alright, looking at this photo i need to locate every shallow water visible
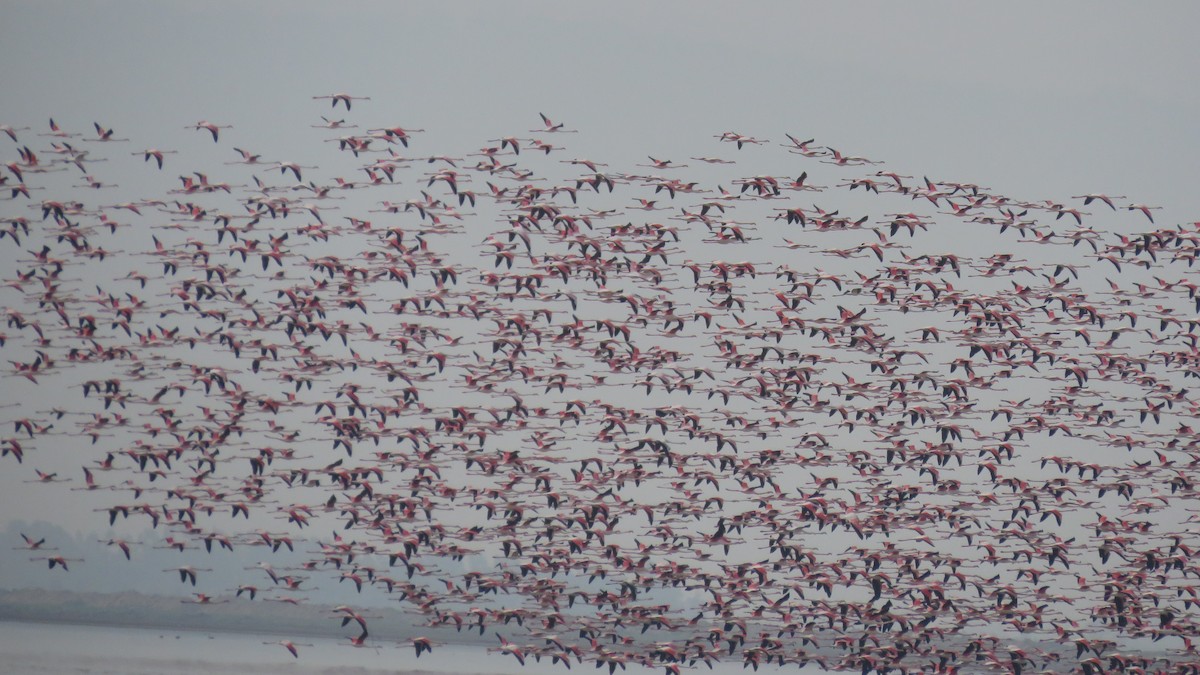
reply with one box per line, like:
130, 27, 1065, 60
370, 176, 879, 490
0, 620, 540, 675
0, 620, 814, 674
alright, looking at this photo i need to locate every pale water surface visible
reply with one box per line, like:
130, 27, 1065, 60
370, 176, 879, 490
0, 620, 811, 674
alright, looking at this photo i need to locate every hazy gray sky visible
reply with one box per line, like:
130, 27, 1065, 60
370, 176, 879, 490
0, 0, 1194, 545
2, 4, 1199, 668
0, 0, 1194, 547
3, 0, 1197, 216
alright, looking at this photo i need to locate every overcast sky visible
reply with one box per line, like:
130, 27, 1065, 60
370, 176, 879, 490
3, 1, 1197, 214
1, 0, 1195, 522
2, 0, 1199, 637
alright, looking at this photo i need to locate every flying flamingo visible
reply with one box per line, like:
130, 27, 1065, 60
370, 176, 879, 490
532, 112, 576, 133
313, 93, 371, 110
1125, 203, 1162, 223
16, 533, 51, 550
264, 640, 312, 658
33, 555, 80, 571
188, 120, 232, 142
0, 124, 29, 141
41, 118, 78, 138
103, 538, 135, 560
495, 634, 527, 666
312, 116, 357, 129
87, 123, 128, 142
165, 565, 211, 586
131, 148, 177, 169
412, 636, 435, 657
4, 98, 1200, 675
1073, 193, 1125, 210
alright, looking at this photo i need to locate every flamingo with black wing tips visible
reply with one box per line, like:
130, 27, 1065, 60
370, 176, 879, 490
33, 555, 80, 571
87, 123, 127, 142
268, 640, 312, 658
103, 538, 135, 560
368, 124, 424, 141
0, 124, 29, 141
487, 136, 524, 155
782, 134, 827, 157
715, 131, 766, 149
270, 161, 317, 182
41, 118, 79, 138
639, 157, 687, 169
132, 148, 177, 169
16, 533, 51, 550
1073, 193, 1125, 210
560, 157, 607, 172
188, 120, 232, 142
345, 629, 369, 647
412, 636, 435, 657
1125, 203, 1162, 223
165, 565, 211, 586
495, 633, 527, 666
313, 93, 371, 110
532, 112, 576, 133
313, 116, 357, 129
183, 593, 228, 604
820, 146, 881, 166
73, 466, 101, 490
228, 147, 266, 165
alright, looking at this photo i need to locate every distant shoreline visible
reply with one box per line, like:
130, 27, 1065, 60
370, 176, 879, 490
2, 613, 315, 641
0, 587, 495, 646
0, 618, 535, 675
2, 586, 1172, 666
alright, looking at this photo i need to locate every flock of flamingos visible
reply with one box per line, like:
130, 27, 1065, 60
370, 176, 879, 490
3, 94, 1200, 674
